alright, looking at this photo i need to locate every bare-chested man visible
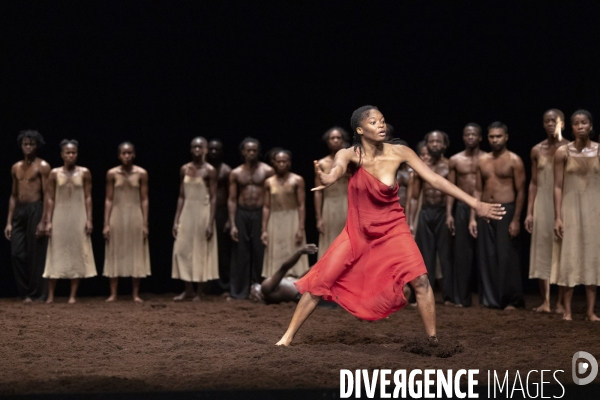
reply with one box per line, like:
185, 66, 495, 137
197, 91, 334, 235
526, 110, 568, 313
314, 127, 350, 259
206, 139, 232, 292
5, 130, 51, 303
228, 138, 274, 299
469, 122, 526, 310
446, 123, 483, 307
410, 131, 454, 303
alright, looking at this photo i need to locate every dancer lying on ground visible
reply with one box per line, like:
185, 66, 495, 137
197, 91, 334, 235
276, 106, 505, 346
250, 244, 318, 304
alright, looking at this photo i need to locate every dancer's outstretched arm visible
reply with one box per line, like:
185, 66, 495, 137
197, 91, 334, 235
398, 146, 505, 220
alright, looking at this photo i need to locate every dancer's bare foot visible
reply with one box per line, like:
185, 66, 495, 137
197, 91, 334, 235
555, 303, 565, 314
585, 314, 600, 322
444, 300, 455, 306
46, 298, 54, 304
275, 336, 292, 346
192, 295, 202, 302
562, 313, 572, 321
105, 295, 117, 302
532, 302, 550, 313
68, 297, 77, 304
454, 303, 464, 308
504, 305, 516, 311
23, 297, 33, 304
173, 291, 194, 301
133, 296, 144, 303
428, 335, 439, 347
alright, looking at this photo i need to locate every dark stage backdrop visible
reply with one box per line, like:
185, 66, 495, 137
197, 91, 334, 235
1, 1, 599, 297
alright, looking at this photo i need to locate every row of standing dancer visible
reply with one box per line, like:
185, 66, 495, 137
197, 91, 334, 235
6, 109, 599, 323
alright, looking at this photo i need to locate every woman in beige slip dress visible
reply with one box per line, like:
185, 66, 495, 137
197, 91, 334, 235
551, 110, 600, 321
525, 109, 568, 313
43, 140, 96, 304
314, 127, 351, 260
103, 143, 150, 303
172, 137, 219, 301
262, 150, 309, 278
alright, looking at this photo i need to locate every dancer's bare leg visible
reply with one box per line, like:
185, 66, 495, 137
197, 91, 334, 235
263, 244, 318, 297
409, 274, 437, 342
68, 279, 80, 304
585, 285, 599, 321
46, 279, 57, 303
555, 286, 565, 314
532, 279, 550, 312
106, 278, 118, 302
276, 292, 320, 346
132, 278, 143, 303
193, 282, 204, 302
562, 286, 573, 321
174, 282, 195, 301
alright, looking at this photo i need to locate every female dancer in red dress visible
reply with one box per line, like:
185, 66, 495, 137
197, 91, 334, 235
276, 106, 505, 346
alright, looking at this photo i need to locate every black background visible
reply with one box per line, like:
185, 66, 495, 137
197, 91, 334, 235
1, 1, 599, 298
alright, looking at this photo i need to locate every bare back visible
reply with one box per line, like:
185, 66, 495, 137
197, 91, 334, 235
232, 162, 274, 208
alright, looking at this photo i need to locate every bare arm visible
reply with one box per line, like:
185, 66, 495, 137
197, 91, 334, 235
261, 179, 271, 246
103, 171, 115, 240
445, 157, 456, 235
509, 155, 526, 237
313, 161, 324, 233
172, 166, 186, 239
140, 170, 149, 239
553, 146, 567, 239
206, 166, 217, 240
4, 166, 18, 240
524, 147, 539, 234
295, 176, 306, 244
36, 161, 51, 237
44, 171, 57, 236
83, 169, 93, 235
468, 162, 483, 238
406, 171, 421, 232
228, 170, 239, 241
312, 149, 355, 191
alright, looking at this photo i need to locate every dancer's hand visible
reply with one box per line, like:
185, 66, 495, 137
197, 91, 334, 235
468, 219, 477, 238
300, 243, 318, 255
508, 220, 520, 238
524, 214, 533, 234
205, 224, 213, 240
261, 231, 268, 246
446, 215, 455, 236
85, 220, 93, 235
312, 160, 336, 191
103, 225, 110, 241
172, 224, 178, 239
316, 218, 324, 234
474, 201, 505, 222
143, 224, 149, 240
409, 223, 415, 236
36, 221, 45, 238
224, 220, 231, 233
554, 218, 564, 239
45, 222, 53, 237
230, 225, 239, 242
4, 223, 12, 240
295, 229, 303, 244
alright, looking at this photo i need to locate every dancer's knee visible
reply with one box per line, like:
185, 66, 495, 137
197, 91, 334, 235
410, 274, 431, 294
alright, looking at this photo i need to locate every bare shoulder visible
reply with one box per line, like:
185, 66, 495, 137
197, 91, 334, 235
50, 167, 61, 176
509, 151, 524, 164
38, 159, 51, 172
203, 162, 216, 173
79, 166, 92, 176
554, 144, 568, 160
10, 161, 22, 173
531, 142, 542, 158
478, 152, 492, 165
134, 165, 148, 175
290, 172, 305, 184
221, 163, 232, 174
260, 162, 275, 174
449, 150, 465, 163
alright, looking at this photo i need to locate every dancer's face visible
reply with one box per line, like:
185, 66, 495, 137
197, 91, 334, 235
190, 138, 207, 159
118, 144, 135, 166
543, 111, 563, 137
571, 114, 592, 141
357, 109, 386, 143
463, 127, 481, 149
487, 128, 508, 152
426, 131, 446, 158
273, 152, 291, 175
21, 138, 38, 157
207, 140, 223, 162
242, 142, 259, 162
61, 144, 78, 166
418, 146, 431, 164
327, 130, 345, 152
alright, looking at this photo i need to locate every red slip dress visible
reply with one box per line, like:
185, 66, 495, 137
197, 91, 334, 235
294, 165, 428, 320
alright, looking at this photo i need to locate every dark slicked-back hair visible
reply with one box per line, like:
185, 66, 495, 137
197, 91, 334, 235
570, 109, 593, 125
118, 141, 135, 154
544, 108, 564, 121
350, 105, 379, 147
239, 137, 261, 152
60, 139, 79, 150
322, 126, 350, 144
464, 123, 482, 136
424, 130, 450, 147
488, 121, 508, 134
396, 140, 408, 146
17, 130, 45, 148
386, 123, 395, 137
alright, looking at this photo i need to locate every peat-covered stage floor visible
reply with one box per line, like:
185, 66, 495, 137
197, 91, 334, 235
0, 293, 598, 395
